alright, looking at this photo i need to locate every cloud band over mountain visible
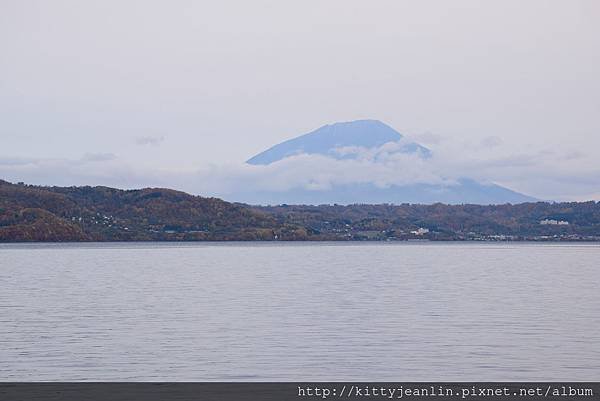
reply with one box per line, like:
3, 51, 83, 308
2, 120, 599, 204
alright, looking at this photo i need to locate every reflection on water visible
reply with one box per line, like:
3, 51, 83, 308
1, 242, 599, 380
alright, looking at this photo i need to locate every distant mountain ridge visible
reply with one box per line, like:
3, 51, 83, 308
242, 120, 536, 205
247, 119, 430, 164
231, 179, 536, 206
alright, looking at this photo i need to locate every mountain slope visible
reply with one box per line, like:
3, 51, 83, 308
0, 180, 307, 241
231, 179, 536, 206
242, 120, 535, 205
247, 119, 430, 165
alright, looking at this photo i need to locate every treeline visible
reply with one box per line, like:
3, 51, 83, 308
0, 180, 307, 241
256, 202, 600, 240
1, 180, 599, 242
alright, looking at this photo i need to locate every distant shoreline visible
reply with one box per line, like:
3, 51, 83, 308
2, 239, 600, 245
2, 180, 599, 243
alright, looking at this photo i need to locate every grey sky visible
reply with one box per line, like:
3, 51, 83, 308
1, 0, 599, 200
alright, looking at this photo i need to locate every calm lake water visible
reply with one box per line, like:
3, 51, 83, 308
1, 242, 599, 381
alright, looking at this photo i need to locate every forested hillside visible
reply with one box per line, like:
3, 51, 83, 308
257, 203, 600, 241
1, 180, 599, 242
0, 180, 307, 241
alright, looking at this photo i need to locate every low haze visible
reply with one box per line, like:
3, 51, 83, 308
1, 0, 599, 201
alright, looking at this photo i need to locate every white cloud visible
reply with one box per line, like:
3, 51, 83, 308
1, 138, 599, 202
191, 139, 600, 202
81, 153, 117, 162
0, 154, 162, 189
135, 136, 165, 146
413, 135, 600, 201
195, 151, 452, 195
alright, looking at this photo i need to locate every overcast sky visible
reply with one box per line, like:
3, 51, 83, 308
1, 0, 599, 201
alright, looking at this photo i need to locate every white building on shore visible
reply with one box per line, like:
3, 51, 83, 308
540, 219, 569, 225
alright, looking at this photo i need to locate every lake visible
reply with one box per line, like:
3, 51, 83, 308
1, 242, 599, 381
